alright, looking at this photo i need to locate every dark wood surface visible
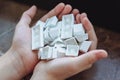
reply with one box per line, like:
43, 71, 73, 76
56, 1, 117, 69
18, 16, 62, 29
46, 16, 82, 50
0, 1, 120, 80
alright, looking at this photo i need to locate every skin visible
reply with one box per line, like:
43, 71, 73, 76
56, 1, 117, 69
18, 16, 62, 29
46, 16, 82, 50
0, 3, 108, 80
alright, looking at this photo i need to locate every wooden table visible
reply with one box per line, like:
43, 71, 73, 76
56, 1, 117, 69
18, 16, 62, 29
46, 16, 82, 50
0, 1, 120, 80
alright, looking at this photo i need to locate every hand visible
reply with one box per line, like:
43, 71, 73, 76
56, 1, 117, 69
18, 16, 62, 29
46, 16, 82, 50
30, 3, 108, 80
0, 3, 76, 80
0, 5, 38, 80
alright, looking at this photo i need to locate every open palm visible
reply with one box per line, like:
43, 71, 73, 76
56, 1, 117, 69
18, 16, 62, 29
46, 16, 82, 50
11, 3, 84, 79
30, 3, 107, 80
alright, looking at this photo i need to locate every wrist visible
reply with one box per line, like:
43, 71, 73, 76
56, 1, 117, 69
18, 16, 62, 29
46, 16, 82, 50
0, 48, 26, 80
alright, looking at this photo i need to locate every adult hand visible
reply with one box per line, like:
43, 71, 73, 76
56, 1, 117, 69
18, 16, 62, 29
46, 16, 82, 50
0, 3, 76, 80
30, 3, 108, 80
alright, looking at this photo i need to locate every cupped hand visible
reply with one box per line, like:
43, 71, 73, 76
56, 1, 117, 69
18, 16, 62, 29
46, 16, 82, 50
30, 3, 107, 80
3, 3, 77, 79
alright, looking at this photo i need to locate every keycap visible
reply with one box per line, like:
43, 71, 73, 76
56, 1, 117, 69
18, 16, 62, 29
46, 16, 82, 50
73, 23, 85, 36
32, 25, 40, 50
39, 46, 49, 59
75, 33, 88, 42
66, 45, 79, 56
79, 41, 92, 53
45, 16, 58, 27
64, 37, 78, 45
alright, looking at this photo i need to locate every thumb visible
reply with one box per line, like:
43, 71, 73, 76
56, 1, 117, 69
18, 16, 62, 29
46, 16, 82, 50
63, 50, 108, 79
49, 50, 108, 79
19, 5, 37, 26
74, 50, 108, 72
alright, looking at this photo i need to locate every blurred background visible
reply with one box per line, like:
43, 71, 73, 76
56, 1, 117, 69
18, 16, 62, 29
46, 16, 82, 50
14, 0, 120, 33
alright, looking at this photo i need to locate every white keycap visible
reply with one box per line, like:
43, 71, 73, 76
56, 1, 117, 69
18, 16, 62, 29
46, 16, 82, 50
43, 28, 49, 45
44, 28, 53, 44
50, 37, 64, 46
44, 19, 50, 29
57, 47, 66, 58
49, 27, 61, 40
54, 43, 66, 58
52, 47, 58, 58
40, 46, 49, 59
38, 48, 42, 59
61, 26, 72, 39
57, 47, 66, 54
32, 14, 92, 60
75, 33, 88, 42
56, 21, 62, 28
62, 14, 74, 26
79, 41, 92, 53
40, 24, 44, 48
36, 20, 45, 28
64, 37, 78, 45
66, 45, 79, 56
49, 21, 61, 40
73, 24, 85, 36
32, 21, 45, 50
36, 20, 45, 47
32, 25, 40, 50
61, 14, 74, 39
47, 47, 53, 59
45, 16, 58, 27
54, 43, 66, 48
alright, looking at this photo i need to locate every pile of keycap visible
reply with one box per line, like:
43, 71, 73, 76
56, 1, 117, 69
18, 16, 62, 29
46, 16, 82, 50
32, 14, 92, 60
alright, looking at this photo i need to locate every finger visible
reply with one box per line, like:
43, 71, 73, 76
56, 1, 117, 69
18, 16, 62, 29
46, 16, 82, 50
76, 50, 107, 66
58, 4, 72, 19
19, 5, 37, 26
71, 50, 108, 75
47, 50, 107, 79
72, 9, 80, 17
40, 3, 65, 22
76, 12, 86, 24
80, 13, 98, 50
76, 14, 81, 23
80, 12, 87, 19
80, 13, 93, 34
71, 9, 80, 24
